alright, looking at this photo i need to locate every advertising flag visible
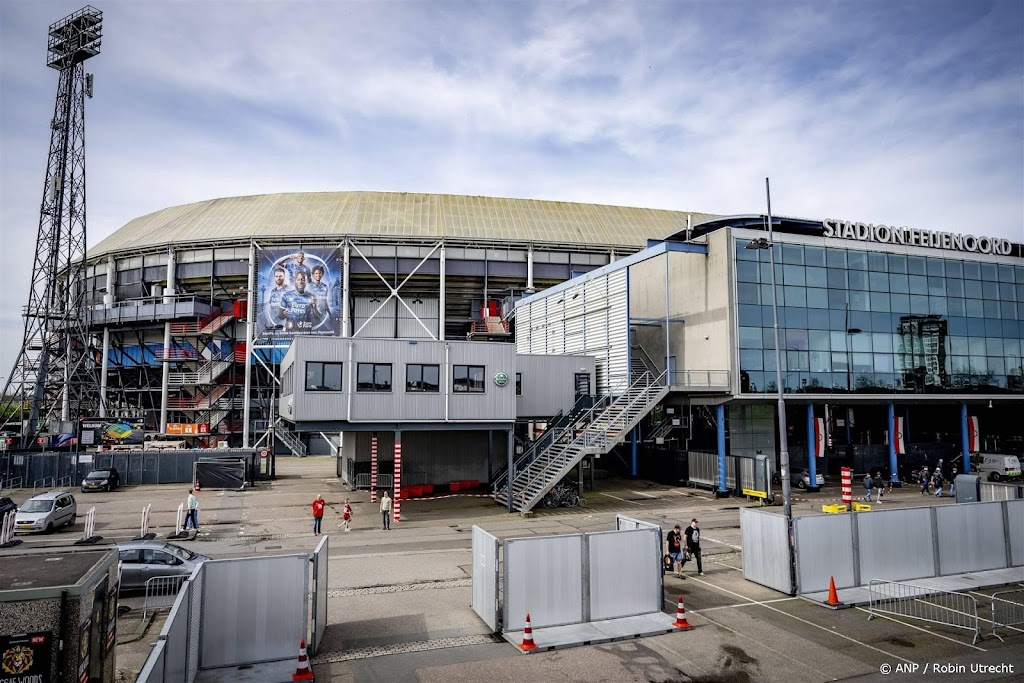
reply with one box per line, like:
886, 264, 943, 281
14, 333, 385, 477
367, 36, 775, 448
893, 415, 906, 455
813, 417, 825, 458
968, 415, 980, 453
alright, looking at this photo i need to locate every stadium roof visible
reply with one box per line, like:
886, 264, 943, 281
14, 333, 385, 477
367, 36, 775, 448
88, 191, 718, 257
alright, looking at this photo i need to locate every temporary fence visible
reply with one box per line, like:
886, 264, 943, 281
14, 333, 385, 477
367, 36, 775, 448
868, 579, 981, 645
81, 508, 97, 540
353, 472, 393, 491
143, 575, 188, 620
0, 511, 16, 545
686, 451, 772, 498
990, 589, 1024, 638
980, 481, 1024, 501
139, 504, 153, 537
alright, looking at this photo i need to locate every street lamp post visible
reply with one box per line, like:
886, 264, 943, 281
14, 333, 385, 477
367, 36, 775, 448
745, 177, 795, 595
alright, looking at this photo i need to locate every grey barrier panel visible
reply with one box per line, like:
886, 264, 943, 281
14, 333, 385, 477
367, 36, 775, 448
143, 453, 160, 484
936, 502, 1008, 575
740, 508, 793, 594
1008, 500, 1024, 567
588, 528, 661, 621
186, 564, 205, 683
504, 534, 583, 631
687, 451, 716, 487
471, 526, 501, 632
857, 507, 936, 583
615, 515, 664, 607
795, 513, 855, 593
136, 639, 166, 683
200, 554, 309, 669
311, 536, 329, 656
159, 576, 191, 682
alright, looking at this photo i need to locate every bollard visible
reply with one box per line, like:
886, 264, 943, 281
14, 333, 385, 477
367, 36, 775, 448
167, 503, 187, 539
840, 467, 853, 510
0, 511, 22, 547
75, 507, 101, 545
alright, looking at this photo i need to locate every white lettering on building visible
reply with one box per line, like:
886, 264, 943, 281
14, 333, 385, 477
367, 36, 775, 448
823, 219, 1013, 256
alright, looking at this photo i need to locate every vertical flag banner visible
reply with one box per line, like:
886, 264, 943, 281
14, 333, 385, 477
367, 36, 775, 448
258, 246, 341, 336
813, 417, 825, 458
968, 416, 980, 453
893, 416, 906, 455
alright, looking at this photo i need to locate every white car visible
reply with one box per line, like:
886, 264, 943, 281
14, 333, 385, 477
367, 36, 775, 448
15, 491, 77, 533
795, 469, 825, 490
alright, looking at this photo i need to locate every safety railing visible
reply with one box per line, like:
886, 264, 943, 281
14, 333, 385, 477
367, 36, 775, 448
867, 579, 981, 644
32, 476, 55, 492
990, 589, 1024, 638
354, 472, 393, 490
669, 369, 731, 388
491, 409, 565, 495
2, 476, 24, 490
55, 475, 73, 490
143, 575, 188, 620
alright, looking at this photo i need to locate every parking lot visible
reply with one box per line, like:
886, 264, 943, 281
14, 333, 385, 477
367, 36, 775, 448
2, 457, 1022, 682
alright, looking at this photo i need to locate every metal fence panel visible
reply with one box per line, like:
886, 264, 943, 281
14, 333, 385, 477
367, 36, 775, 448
795, 513, 855, 593
311, 536, 329, 655
136, 639, 166, 683
615, 514, 664, 596
144, 575, 187, 620
936, 502, 1007, 575
200, 555, 308, 669
1007, 500, 1024, 567
504, 535, 583, 631
686, 451, 716, 487
471, 526, 500, 632
740, 508, 793, 594
588, 528, 660, 620
857, 507, 936, 582
868, 579, 980, 645
990, 588, 1024, 637
186, 564, 204, 683
159, 578, 191, 683
143, 453, 160, 484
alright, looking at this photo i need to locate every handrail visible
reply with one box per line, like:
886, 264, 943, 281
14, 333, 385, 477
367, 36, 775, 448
492, 409, 564, 494
631, 343, 660, 375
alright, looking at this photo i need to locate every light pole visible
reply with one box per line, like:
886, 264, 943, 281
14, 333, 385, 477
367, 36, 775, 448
744, 177, 795, 595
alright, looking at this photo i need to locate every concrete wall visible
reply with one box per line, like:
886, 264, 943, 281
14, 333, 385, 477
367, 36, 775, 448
281, 337, 516, 424
515, 354, 596, 418
627, 230, 734, 380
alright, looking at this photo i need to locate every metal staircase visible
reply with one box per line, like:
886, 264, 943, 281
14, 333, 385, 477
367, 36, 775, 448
274, 417, 307, 456
495, 369, 669, 513
646, 413, 687, 442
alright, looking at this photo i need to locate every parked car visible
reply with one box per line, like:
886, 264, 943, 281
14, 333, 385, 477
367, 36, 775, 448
0, 496, 17, 518
795, 469, 825, 490
81, 467, 121, 492
971, 454, 1023, 482
14, 491, 77, 533
116, 540, 211, 590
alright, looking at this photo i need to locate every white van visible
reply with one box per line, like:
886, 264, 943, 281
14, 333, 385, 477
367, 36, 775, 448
972, 454, 1022, 482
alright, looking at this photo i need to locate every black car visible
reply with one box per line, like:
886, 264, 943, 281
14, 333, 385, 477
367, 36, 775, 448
81, 468, 120, 492
0, 496, 17, 517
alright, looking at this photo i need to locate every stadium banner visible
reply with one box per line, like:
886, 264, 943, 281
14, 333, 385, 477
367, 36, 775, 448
81, 418, 146, 446
258, 246, 341, 336
166, 423, 210, 435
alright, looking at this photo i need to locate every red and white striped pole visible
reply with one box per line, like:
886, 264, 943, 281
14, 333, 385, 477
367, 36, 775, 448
393, 433, 402, 522
841, 466, 852, 510
370, 433, 378, 504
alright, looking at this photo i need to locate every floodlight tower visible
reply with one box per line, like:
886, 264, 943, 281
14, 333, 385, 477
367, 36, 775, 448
0, 6, 103, 449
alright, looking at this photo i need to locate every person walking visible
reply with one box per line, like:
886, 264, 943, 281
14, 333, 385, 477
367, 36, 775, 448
949, 469, 957, 497
340, 499, 353, 532
874, 471, 885, 503
380, 490, 392, 530
862, 472, 873, 502
666, 524, 685, 578
919, 466, 930, 494
312, 494, 326, 535
184, 489, 199, 531
933, 468, 944, 497
683, 518, 705, 576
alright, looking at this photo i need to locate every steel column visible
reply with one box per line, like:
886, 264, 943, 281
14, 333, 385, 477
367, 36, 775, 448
961, 403, 971, 474
807, 404, 817, 486
630, 426, 638, 477
242, 241, 255, 447
888, 403, 898, 484
393, 431, 402, 522
159, 322, 171, 434
717, 404, 727, 493
342, 239, 350, 338
99, 327, 110, 418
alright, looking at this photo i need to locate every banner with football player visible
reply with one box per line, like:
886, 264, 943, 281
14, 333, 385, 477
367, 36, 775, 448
258, 247, 341, 336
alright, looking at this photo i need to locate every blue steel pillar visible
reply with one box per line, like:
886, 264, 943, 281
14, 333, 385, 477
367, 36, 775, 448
717, 404, 728, 495
630, 426, 638, 477
960, 403, 971, 474
806, 404, 819, 491
887, 403, 899, 485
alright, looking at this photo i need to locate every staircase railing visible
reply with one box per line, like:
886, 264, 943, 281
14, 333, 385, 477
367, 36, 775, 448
492, 410, 563, 496
274, 417, 307, 456
631, 343, 660, 376
581, 371, 667, 451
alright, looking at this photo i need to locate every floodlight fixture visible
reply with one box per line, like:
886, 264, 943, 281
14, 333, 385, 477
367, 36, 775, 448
47, 6, 103, 70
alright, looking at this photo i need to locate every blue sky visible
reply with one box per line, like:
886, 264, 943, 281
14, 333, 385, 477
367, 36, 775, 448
1, 0, 1022, 375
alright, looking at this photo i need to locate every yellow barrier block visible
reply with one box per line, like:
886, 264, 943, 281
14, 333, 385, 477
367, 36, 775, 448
851, 502, 873, 512
742, 488, 768, 499
821, 504, 847, 514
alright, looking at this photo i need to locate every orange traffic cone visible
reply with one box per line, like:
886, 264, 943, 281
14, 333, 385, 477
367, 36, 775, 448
292, 637, 314, 680
519, 613, 538, 651
672, 595, 694, 630
826, 576, 843, 607
194, 479, 201, 492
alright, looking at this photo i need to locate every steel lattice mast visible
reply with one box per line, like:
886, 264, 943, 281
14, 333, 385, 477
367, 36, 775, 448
0, 7, 103, 449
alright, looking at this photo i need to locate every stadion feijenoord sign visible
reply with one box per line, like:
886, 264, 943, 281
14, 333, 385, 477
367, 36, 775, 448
823, 218, 1013, 256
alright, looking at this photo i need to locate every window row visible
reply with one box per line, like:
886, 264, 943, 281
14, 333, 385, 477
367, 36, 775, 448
737, 262, 1024, 301
737, 283, 1023, 316
738, 327, 1024, 358
737, 305, 1024, 338
305, 362, 522, 395
740, 371, 1024, 394
735, 242, 1024, 283
740, 350, 1024, 376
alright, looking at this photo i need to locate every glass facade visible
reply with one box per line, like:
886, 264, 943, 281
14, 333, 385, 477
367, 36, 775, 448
735, 239, 1024, 394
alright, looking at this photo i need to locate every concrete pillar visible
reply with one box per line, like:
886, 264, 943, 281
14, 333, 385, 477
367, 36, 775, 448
393, 431, 402, 522
807, 404, 818, 490
103, 257, 115, 306
717, 404, 727, 494
960, 403, 971, 474
99, 327, 110, 418
526, 246, 534, 292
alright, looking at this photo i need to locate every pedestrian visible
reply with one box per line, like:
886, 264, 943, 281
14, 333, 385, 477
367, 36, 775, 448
665, 524, 685, 578
312, 494, 325, 535
683, 518, 705, 576
340, 499, 353, 532
933, 468, 944, 497
184, 489, 199, 531
919, 466, 930, 494
950, 469, 957, 497
380, 490, 392, 530
862, 472, 873, 502
874, 471, 885, 503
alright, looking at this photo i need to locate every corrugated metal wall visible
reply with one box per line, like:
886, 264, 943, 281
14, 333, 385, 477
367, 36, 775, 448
515, 267, 627, 395
514, 354, 595, 418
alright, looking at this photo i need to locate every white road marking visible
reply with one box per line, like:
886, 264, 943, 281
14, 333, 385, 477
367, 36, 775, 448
701, 534, 742, 550
598, 492, 640, 505
853, 607, 987, 651
673, 596, 798, 612
629, 490, 658, 499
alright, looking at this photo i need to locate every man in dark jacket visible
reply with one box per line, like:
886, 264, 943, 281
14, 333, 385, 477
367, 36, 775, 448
666, 524, 684, 578
683, 518, 705, 576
